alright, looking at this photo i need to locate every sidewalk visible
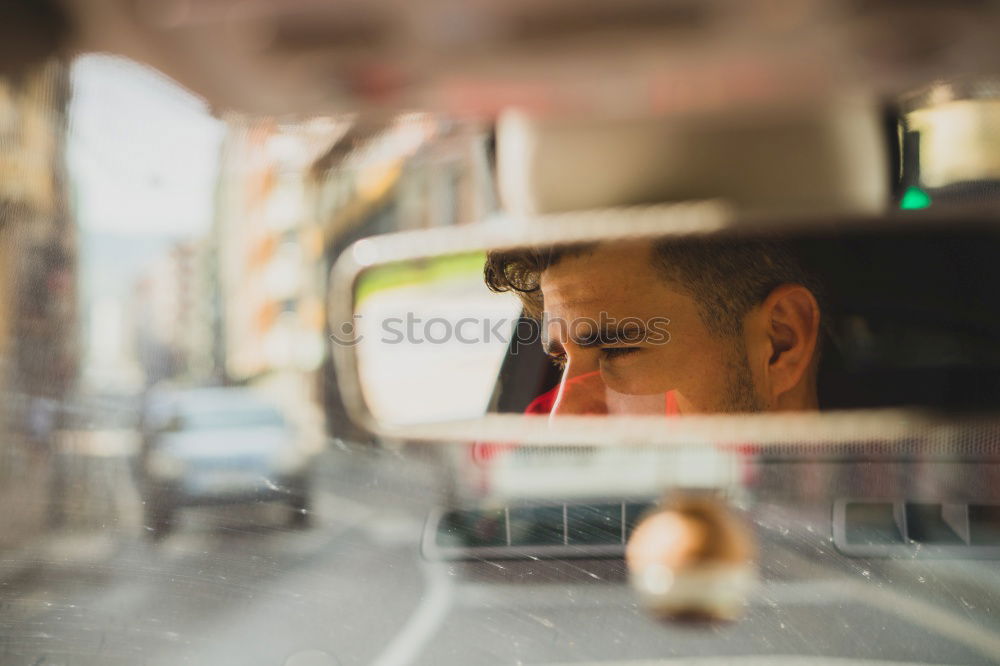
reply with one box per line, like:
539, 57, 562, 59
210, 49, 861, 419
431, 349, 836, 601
0, 429, 142, 584
0, 434, 53, 579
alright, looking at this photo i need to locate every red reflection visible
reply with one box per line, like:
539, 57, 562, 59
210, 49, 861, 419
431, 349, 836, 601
546, 370, 679, 418
524, 385, 559, 415
473, 375, 679, 467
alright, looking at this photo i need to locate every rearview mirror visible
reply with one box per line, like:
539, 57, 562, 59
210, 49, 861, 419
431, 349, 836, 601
329, 204, 1000, 444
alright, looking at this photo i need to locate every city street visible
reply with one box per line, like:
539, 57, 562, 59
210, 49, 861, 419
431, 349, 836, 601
3, 442, 1000, 666
0, 443, 442, 666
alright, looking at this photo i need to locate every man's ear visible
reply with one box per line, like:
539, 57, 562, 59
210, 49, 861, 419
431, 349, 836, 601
753, 284, 821, 408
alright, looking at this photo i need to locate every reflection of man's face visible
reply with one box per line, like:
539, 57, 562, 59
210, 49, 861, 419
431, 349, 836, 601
539, 241, 764, 415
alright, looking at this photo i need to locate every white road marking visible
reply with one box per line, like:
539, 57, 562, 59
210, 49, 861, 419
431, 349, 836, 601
452, 574, 1000, 661
841, 578, 1000, 662
371, 562, 454, 666
771, 548, 1000, 663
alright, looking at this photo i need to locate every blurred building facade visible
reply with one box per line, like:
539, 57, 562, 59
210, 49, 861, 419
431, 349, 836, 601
214, 113, 492, 444
132, 239, 218, 386
213, 119, 342, 442
0, 60, 79, 553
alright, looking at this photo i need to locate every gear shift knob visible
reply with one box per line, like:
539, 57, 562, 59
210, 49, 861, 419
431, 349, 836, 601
625, 494, 757, 623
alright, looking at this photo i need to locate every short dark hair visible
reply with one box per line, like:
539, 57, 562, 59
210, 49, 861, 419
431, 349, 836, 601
484, 237, 822, 337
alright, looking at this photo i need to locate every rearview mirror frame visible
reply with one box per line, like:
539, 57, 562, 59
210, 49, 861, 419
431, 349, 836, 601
328, 202, 1000, 446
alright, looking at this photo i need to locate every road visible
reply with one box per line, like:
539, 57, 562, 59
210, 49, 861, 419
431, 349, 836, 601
0, 443, 440, 666
2, 443, 1000, 666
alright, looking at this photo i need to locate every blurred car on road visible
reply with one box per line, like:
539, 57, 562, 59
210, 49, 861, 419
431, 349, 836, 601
139, 387, 313, 538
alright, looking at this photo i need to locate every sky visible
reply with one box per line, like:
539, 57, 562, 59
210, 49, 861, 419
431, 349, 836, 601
66, 55, 227, 389
67, 54, 225, 237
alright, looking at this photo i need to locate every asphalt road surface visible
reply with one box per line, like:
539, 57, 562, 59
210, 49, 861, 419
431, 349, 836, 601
2, 444, 1000, 666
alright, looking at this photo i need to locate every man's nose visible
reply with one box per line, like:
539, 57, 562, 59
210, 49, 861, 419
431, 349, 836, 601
550, 361, 608, 419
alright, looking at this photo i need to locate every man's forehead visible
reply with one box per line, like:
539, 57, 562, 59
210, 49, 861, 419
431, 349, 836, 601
540, 241, 658, 307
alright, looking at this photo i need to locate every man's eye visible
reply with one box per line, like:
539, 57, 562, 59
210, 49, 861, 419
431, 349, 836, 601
601, 347, 640, 361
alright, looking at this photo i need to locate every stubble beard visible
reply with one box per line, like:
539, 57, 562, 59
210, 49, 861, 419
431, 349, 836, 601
722, 337, 766, 413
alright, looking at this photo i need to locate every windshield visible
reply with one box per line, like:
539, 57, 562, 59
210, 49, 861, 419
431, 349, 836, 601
2, 13, 1000, 666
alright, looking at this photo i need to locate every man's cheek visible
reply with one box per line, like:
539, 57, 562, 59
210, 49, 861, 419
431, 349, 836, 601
603, 361, 676, 396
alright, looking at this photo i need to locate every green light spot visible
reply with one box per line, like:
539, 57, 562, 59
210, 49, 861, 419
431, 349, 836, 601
900, 186, 932, 210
